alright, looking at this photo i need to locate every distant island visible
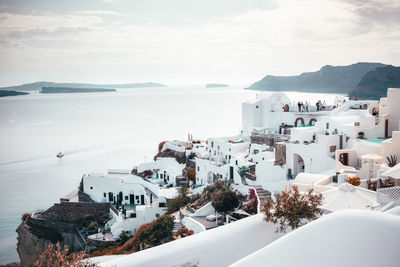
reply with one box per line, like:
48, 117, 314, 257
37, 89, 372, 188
1, 82, 166, 92
206, 83, 229, 88
0, 90, 29, 97
248, 62, 387, 94
41, 87, 117, 94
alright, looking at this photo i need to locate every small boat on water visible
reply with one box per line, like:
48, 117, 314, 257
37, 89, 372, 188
56, 152, 64, 158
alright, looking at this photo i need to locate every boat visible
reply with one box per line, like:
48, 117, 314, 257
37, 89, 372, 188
57, 152, 64, 158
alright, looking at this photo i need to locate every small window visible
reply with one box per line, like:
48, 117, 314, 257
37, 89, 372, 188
218, 145, 220, 150
256, 105, 259, 109
262, 157, 265, 160
354, 122, 360, 126
125, 196, 128, 200
197, 166, 200, 171
136, 196, 139, 200
90, 186, 93, 190
103, 193, 106, 198
211, 141, 214, 148
330, 146, 336, 152
254, 149, 259, 154
229, 148, 231, 152
256, 162, 258, 164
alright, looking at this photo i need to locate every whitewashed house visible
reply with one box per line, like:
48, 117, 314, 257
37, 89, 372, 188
82, 169, 168, 238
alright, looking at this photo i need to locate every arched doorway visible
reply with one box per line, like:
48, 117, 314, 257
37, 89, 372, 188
293, 153, 305, 177
294, 118, 305, 127
309, 118, 317, 126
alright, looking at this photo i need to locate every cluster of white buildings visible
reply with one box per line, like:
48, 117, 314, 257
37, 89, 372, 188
82, 88, 400, 266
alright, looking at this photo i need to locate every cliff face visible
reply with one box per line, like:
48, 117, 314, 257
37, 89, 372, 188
16, 223, 53, 267
349, 65, 400, 99
248, 62, 386, 94
15, 202, 111, 266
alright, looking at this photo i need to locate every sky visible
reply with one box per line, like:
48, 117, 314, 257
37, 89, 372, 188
0, 0, 399, 86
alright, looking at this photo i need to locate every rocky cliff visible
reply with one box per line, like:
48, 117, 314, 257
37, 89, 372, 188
248, 62, 387, 94
15, 202, 111, 266
349, 65, 400, 99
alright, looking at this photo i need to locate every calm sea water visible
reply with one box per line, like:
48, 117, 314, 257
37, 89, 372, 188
0, 85, 341, 264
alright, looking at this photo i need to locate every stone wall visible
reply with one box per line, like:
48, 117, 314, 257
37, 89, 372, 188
274, 144, 286, 166
42, 202, 110, 224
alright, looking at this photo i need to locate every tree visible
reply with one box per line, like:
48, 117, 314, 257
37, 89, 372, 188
211, 190, 239, 215
263, 185, 323, 232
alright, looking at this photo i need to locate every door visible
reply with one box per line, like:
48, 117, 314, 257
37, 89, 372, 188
129, 194, 135, 205
118, 192, 123, 205
140, 195, 145, 205
385, 119, 389, 138
108, 192, 113, 202
229, 166, 234, 181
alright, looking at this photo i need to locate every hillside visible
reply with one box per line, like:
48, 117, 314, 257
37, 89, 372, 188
41, 87, 116, 93
349, 65, 400, 99
248, 62, 386, 94
0, 82, 166, 92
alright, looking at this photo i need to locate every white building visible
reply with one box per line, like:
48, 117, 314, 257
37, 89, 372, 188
82, 169, 169, 238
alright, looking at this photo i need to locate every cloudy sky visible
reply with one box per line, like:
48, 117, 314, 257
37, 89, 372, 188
0, 0, 399, 86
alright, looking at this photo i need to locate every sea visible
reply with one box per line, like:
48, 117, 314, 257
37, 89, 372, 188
0, 85, 341, 264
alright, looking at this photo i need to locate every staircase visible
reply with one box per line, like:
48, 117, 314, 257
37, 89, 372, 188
254, 185, 271, 208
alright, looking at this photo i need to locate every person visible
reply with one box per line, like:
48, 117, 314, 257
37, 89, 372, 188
297, 102, 301, 112
305, 102, 309, 112
316, 101, 320, 111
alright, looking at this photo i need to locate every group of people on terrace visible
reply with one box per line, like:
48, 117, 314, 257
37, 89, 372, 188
295, 100, 327, 112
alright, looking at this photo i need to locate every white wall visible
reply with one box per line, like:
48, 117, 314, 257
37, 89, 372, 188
387, 88, 400, 134
96, 214, 285, 267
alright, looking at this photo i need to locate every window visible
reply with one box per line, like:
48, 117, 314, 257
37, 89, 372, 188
330, 145, 337, 152
103, 193, 106, 198
256, 162, 258, 164
254, 149, 259, 154
218, 145, 220, 150
262, 157, 265, 160
256, 105, 259, 109
136, 196, 139, 200
108, 192, 113, 202
197, 166, 200, 171
90, 186, 93, 190
354, 122, 360, 126
125, 196, 128, 200
211, 141, 214, 148
229, 148, 231, 152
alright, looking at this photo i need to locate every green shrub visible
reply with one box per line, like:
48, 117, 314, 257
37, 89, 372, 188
88, 222, 98, 231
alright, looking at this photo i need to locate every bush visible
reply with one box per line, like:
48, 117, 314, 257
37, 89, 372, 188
174, 226, 194, 239
263, 185, 323, 232
211, 190, 240, 215
186, 169, 196, 183
167, 196, 188, 214
113, 215, 175, 254
22, 213, 31, 222
35, 242, 96, 267
87, 222, 98, 231
346, 177, 361, 186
